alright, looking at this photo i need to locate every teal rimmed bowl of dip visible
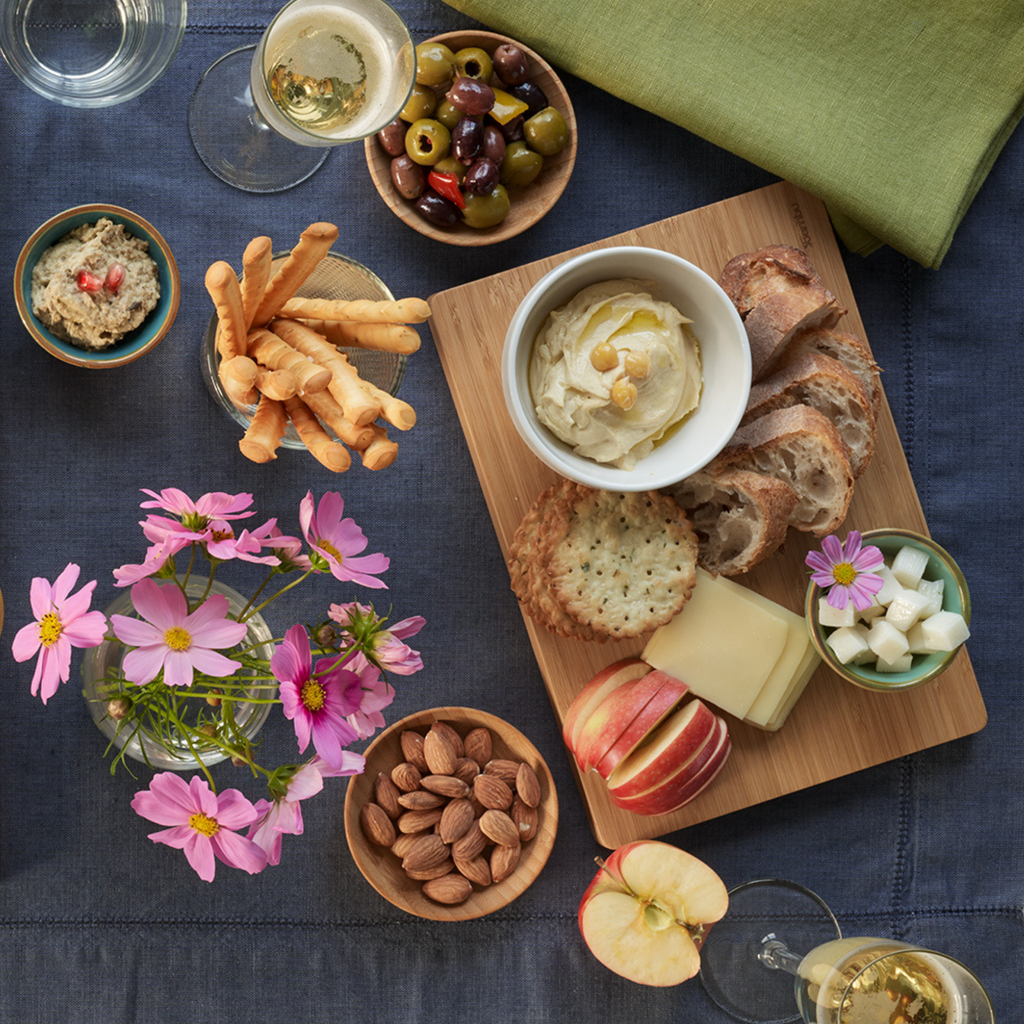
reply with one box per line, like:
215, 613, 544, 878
14, 203, 180, 368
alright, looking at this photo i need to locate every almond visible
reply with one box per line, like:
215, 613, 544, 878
420, 774, 471, 799
484, 758, 520, 785
515, 762, 541, 808
423, 728, 457, 776
479, 808, 519, 847
429, 720, 464, 758
374, 772, 402, 819
391, 762, 422, 793
422, 872, 473, 905
473, 773, 514, 811
391, 831, 428, 859
463, 727, 492, 768
451, 819, 487, 861
406, 857, 455, 881
360, 802, 396, 847
452, 757, 481, 784
397, 790, 446, 811
454, 854, 492, 887
511, 795, 539, 842
397, 808, 443, 834
401, 833, 450, 874
438, 798, 475, 844
490, 841, 521, 883
400, 730, 429, 772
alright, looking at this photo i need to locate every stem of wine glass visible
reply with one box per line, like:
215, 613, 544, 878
758, 935, 805, 975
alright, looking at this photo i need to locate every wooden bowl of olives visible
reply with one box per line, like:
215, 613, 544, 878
364, 31, 577, 246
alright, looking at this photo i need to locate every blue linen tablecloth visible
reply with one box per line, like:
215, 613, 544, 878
0, 2, 1021, 1021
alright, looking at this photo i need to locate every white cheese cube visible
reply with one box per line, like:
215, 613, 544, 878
916, 578, 945, 617
873, 566, 905, 607
818, 596, 856, 629
920, 610, 971, 652
885, 589, 932, 631
825, 626, 870, 665
891, 545, 930, 588
867, 619, 910, 663
876, 652, 915, 673
857, 595, 885, 622
906, 622, 932, 655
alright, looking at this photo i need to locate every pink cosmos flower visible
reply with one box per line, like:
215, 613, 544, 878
12, 562, 108, 704
110, 578, 248, 688
328, 601, 425, 675
247, 754, 364, 865
273, 624, 364, 768
140, 488, 255, 523
299, 491, 389, 589
259, 521, 311, 572
337, 650, 396, 740
131, 773, 267, 882
204, 519, 282, 566
806, 530, 885, 610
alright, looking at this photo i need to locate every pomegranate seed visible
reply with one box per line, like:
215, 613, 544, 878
76, 270, 104, 293
104, 262, 126, 294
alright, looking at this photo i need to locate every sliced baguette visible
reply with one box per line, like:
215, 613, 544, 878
720, 245, 823, 319
666, 466, 797, 576
713, 405, 854, 537
774, 326, 883, 419
743, 284, 845, 380
741, 352, 876, 478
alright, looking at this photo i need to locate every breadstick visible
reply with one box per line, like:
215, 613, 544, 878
298, 319, 421, 354
269, 319, 380, 426
219, 354, 258, 409
283, 396, 351, 473
251, 222, 339, 326
359, 424, 399, 471
300, 389, 375, 450
247, 328, 331, 395
253, 365, 298, 402
277, 296, 431, 324
239, 394, 286, 464
240, 236, 272, 330
205, 261, 247, 360
358, 378, 416, 431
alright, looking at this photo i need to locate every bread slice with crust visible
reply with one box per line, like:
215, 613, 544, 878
741, 351, 876, 478
666, 467, 798, 576
743, 285, 846, 380
713, 405, 855, 537
720, 244, 823, 319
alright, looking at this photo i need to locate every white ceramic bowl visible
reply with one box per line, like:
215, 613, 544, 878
501, 246, 750, 491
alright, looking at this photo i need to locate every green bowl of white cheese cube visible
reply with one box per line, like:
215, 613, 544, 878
805, 528, 971, 692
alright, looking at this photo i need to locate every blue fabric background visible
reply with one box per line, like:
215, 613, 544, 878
0, 2, 1020, 1020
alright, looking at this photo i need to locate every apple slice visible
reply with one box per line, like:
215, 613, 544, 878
609, 717, 732, 816
605, 698, 717, 800
578, 840, 728, 986
562, 657, 649, 752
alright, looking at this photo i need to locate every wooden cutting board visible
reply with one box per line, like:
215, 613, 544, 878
428, 181, 986, 849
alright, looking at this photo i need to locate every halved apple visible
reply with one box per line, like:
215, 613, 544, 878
562, 657, 649, 752
578, 840, 729, 986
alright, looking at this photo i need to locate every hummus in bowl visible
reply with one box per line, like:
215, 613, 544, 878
529, 279, 703, 470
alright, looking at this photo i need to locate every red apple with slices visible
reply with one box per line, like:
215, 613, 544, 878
578, 840, 729, 986
562, 657, 648, 752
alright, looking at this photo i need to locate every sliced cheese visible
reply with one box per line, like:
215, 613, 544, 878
642, 569, 789, 719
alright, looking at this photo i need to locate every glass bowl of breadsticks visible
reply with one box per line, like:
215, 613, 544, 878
200, 221, 427, 472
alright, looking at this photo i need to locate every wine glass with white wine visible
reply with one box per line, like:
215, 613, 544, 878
699, 879, 994, 1024
188, 0, 415, 193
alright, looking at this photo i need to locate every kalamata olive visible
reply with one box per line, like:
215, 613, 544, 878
405, 118, 451, 165
508, 81, 548, 118
493, 43, 529, 86
463, 157, 499, 195
446, 77, 495, 116
414, 189, 461, 227
453, 46, 493, 82
523, 106, 569, 156
390, 154, 425, 199
498, 114, 524, 143
462, 184, 511, 228
481, 125, 506, 165
451, 116, 484, 165
500, 141, 543, 186
415, 41, 456, 86
377, 117, 406, 157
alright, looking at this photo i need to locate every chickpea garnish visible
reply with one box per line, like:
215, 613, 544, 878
610, 378, 638, 410
590, 341, 619, 372
624, 350, 652, 379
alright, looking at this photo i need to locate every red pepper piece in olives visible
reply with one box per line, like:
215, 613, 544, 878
451, 116, 484, 165
377, 117, 406, 157
414, 188, 462, 227
463, 157, 499, 195
508, 81, 548, 119
446, 77, 495, 117
405, 118, 451, 166
390, 154, 425, 199
481, 125, 506, 165
493, 43, 530, 86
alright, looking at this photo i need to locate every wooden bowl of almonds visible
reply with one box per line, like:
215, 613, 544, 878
344, 706, 558, 920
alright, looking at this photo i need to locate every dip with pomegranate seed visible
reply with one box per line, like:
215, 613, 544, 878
31, 218, 160, 351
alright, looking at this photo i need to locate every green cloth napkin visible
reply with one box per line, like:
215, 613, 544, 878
443, 0, 1024, 268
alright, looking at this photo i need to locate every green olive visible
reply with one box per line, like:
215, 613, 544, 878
415, 41, 456, 87
454, 46, 494, 82
462, 184, 511, 229
499, 141, 543, 186
433, 155, 467, 181
405, 118, 451, 166
434, 98, 463, 131
400, 83, 437, 123
523, 106, 569, 156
